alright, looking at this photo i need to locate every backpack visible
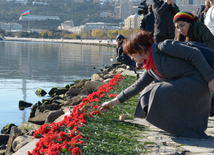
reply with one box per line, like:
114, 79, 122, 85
182, 41, 214, 69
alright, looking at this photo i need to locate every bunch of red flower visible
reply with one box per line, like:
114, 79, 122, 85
28, 74, 123, 155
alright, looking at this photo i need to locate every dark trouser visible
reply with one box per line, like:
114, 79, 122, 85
116, 56, 136, 68
154, 36, 174, 43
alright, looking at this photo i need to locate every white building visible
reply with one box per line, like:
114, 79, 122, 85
19, 15, 60, 21
124, 13, 142, 30
176, 0, 205, 14
58, 20, 74, 31
32, 2, 48, 5
69, 22, 122, 34
100, 12, 112, 18
120, 0, 133, 19
0, 22, 22, 31
6, 0, 27, 3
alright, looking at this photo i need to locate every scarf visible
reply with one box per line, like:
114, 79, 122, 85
143, 46, 162, 77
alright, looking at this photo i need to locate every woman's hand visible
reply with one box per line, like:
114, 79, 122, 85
98, 98, 120, 113
208, 78, 214, 94
98, 101, 114, 113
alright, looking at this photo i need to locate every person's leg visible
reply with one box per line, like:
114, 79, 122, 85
119, 56, 133, 67
116, 56, 123, 62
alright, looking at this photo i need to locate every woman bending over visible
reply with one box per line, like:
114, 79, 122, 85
99, 30, 214, 138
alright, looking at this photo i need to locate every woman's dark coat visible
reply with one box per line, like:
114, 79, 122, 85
193, 21, 214, 49
117, 40, 214, 138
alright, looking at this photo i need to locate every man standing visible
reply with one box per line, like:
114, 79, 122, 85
139, 4, 155, 36
152, 0, 179, 43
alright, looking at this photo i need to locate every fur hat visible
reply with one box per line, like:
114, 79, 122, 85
173, 11, 199, 23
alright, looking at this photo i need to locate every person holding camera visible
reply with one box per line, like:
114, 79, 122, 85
152, 0, 179, 43
139, 4, 155, 36
115, 34, 136, 70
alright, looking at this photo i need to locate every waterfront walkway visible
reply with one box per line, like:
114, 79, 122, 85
3, 37, 117, 46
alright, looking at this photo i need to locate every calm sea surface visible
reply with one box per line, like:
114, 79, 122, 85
0, 41, 116, 130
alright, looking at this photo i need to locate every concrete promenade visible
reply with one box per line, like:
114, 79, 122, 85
13, 69, 214, 155
121, 70, 214, 155
3, 37, 117, 47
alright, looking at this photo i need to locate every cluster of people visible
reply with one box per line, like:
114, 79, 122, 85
107, 0, 214, 138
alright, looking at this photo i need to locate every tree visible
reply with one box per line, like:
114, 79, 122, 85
91, 28, 106, 38
0, 29, 5, 35
20, 32, 29, 37
48, 31, 53, 38
71, 33, 81, 39
118, 29, 130, 38
41, 31, 47, 38
64, 33, 73, 39
107, 29, 118, 39
81, 32, 89, 39
132, 27, 139, 34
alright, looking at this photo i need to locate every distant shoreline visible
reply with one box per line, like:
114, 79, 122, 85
3, 37, 117, 47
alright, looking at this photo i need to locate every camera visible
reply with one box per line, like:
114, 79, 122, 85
138, 0, 148, 16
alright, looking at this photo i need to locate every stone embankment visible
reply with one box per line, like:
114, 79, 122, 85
1, 65, 214, 155
0, 63, 128, 155
3, 37, 117, 47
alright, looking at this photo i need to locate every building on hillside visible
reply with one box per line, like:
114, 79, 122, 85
100, 12, 112, 18
132, 5, 141, 14
73, 0, 84, 2
124, 13, 142, 30
120, 0, 133, 19
114, 5, 120, 14
0, 22, 22, 31
19, 15, 60, 21
5, 0, 28, 3
176, 0, 205, 14
32, 2, 48, 5
69, 22, 122, 34
16, 0, 27, 3
114, 3, 142, 19
58, 20, 74, 31
131, 0, 142, 6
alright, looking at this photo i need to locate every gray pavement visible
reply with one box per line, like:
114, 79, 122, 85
13, 69, 214, 155
122, 69, 214, 155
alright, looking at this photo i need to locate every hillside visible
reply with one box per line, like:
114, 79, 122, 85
0, 1, 123, 29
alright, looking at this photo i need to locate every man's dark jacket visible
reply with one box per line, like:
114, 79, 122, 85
139, 12, 155, 35
152, 0, 179, 38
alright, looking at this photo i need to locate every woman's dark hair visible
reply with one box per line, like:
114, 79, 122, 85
177, 22, 195, 42
122, 30, 153, 55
